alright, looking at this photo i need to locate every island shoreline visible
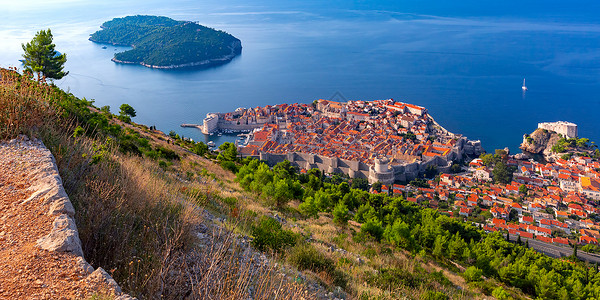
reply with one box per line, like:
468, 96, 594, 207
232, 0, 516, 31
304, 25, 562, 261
109, 41, 242, 69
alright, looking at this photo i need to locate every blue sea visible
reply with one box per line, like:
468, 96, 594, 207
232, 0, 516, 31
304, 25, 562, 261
1, 0, 600, 152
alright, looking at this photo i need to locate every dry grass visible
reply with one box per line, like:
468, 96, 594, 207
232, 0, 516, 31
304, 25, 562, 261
0, 68, 55, 139
39, 124, 193, 298
184, 226, 315, 299
42, 119, 319, 299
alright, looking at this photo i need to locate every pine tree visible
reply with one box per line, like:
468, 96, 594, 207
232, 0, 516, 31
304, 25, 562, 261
433, 235, 446, 258
22, 29, 68, 81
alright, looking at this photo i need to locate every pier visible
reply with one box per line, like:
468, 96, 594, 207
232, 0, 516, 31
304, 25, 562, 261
180, 124, 203, 130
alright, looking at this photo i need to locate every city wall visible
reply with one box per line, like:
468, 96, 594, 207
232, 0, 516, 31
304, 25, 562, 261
259, 151, 372, 180
257, 150, 454, 184
216, 121, 264, 131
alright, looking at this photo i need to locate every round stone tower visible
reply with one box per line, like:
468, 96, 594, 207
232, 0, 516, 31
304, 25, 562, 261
374, 157, 390, 173
369, 157, 394, 185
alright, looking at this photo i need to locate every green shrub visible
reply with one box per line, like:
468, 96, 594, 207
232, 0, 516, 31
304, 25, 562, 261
287, 244, 347, 287
106, 124, 121, 136
223, 196, 237, 207
552, 144, 566, 153
192, 141, 208, 155
287, 244, 334, 274
420, 291, 448, 300
137, 137, 150, 149
117, 114, 131, 123
363, 248, 377, 259
158, 160, 168, 169
332, 201, 350, 225
366, 267, 419, 289
251, 216, 297, 253
470, 280, 497, 295
361, 218, 384, 241
463, 266, 483, 282
73, 126, 85, 138
429, 271, 452, 287
155, 146, 180, 160
331, 269, 348, 288
118, 139, 142, 156
526, 136, 534, 144
492, 286, 512, 299
220, 160, 238, 173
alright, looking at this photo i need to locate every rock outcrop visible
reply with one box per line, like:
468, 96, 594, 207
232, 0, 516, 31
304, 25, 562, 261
0, 136, 133, 299
520, 128, 561, 158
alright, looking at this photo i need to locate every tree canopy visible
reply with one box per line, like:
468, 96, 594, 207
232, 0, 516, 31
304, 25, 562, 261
229, 156, 600, 300
119, 104, 136, 118
22, 29, 68, 80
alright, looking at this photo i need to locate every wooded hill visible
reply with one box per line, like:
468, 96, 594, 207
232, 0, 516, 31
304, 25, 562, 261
90, 15, 242, 68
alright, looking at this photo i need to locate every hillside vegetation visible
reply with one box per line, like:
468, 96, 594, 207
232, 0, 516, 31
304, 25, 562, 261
0, 68, 305, 299
6, 66, 600, 299
89, 15, 242, 68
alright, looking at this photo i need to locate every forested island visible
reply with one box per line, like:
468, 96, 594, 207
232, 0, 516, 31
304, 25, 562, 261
89, 15, 242, 69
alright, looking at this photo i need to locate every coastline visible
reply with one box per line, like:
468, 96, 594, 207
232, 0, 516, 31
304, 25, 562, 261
111, 51, 239, 69
87, 37, 130, 48
91, 37, 242, 70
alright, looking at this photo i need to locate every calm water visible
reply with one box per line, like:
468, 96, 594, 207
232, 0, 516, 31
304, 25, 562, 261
2, 0, 600, 152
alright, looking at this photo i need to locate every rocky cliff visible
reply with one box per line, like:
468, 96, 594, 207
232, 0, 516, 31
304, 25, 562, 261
0, 136, 132, 299
520, 128, 561, 158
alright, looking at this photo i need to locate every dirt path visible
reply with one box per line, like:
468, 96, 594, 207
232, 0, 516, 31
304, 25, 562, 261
0, 136, 125, 299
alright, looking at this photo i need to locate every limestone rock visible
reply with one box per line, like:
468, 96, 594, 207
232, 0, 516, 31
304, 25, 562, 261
48, 198, 75, 217
87, 268, 122, 295
519, 128, 561, 156
52, 214, 77, 231
74, 256, 94, 275
36, 227, 83, 257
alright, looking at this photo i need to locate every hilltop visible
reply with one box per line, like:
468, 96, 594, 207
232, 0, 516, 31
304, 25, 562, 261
89, 15, 242, 69
521, 122, 599, 162
520, 127, 562, 157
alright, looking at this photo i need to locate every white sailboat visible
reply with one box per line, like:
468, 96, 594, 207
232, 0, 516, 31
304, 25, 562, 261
522, 78, 528, 91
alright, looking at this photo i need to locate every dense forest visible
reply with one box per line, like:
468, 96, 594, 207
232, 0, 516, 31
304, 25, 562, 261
90, 15, 242, 67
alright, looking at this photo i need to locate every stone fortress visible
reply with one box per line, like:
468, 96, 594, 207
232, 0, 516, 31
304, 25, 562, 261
538, 121, 578, 139
200, 108, 272, 135
199, 99, 485, 184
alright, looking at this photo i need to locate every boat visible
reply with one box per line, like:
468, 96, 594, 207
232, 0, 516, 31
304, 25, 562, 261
207, 141, 215, 147
522, 78, 528, 91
